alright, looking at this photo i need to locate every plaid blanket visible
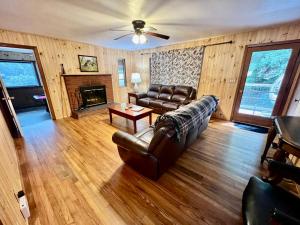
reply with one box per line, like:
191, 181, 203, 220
154, 95, 218, 141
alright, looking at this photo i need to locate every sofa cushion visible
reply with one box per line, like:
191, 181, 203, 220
159, 93, 172, 101
172, 94, 188, 103
174, 86, 192, 96
146, 84, 161, 99
149, 84, 161, 92
149, 99, 165, 108
147, 90, 159, 99
137, 97, 155, 107
162, 102, 180, 111
171, 86, 193, 103
158, 85, 174, 101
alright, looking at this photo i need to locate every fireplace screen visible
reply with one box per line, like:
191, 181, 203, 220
80, 85, 107, 108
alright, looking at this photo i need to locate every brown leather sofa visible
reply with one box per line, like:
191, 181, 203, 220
112, 98, 217, 180
135, 84, 196, 114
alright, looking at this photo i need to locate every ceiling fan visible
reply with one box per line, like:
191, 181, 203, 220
111, 20, 170, 44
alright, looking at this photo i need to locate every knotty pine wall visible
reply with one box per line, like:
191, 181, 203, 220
132, 22, 300, 120
0, 109, 26, 225
1, 22, 300, 120
0, 29, 134, 119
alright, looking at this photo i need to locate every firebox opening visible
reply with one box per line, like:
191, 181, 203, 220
80, 85, 107, 109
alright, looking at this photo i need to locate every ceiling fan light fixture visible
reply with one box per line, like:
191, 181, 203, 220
139, 34, 147, 44
132, 34, 140, 44
113, 20, 169, 43
132, 33, 147, 45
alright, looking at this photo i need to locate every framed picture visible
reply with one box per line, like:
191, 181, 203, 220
78, 55, 99, 72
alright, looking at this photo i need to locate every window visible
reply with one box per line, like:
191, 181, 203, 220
0, 61, 40, 88
118, 59, 126, 87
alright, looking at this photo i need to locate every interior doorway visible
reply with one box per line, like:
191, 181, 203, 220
233, 40, 300, 127
0, 44, 54, 135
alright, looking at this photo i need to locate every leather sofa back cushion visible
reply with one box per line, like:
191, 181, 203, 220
147, 84, 161, 99
172, 86, 193, 103
149, 84, 161, 92
174, 86, 192, 97
147, 91, 159, 99
158, 85, 174, 100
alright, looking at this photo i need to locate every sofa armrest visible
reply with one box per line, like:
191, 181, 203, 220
136, 92, 148, 99
190, 88, 196, 100
267, 159, 300, 184
182, 99, 192, 105
112, 130, 149, 155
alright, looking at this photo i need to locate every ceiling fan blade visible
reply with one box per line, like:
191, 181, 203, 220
142, 26, 157, 32
109, 29, 134, 32
146, 32, 170, 40
152, 22, 190, 26
113, 32, 134, 40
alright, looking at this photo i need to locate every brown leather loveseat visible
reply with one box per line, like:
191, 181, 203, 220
135, 84, 196, 114
112, 96, 218, 180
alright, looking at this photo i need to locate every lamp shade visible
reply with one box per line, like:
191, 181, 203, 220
131, 73, 142, 83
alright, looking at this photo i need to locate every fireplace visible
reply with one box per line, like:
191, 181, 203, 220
80, 85, 107, 108
62, 74, 113, 118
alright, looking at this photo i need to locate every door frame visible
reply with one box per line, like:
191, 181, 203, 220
232, 39, 300, 127
0, 42, 56, 119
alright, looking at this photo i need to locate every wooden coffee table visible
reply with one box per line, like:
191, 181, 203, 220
108, 103, 154, 133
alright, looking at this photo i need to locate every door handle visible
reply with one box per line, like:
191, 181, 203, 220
295, 98, 300, 102
1, 96, 15, 100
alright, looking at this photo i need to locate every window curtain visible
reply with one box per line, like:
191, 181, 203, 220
150, 46, 204, 89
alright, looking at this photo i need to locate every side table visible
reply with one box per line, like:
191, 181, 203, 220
128, 92, 138, 104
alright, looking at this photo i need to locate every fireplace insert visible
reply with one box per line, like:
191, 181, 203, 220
80, 85, 107, 108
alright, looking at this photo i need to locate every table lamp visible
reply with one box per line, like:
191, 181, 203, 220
131, 73, 142, 93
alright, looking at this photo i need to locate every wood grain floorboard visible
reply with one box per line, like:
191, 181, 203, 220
16, 111, 267, 225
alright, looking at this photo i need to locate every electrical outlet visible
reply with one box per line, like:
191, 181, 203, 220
18, 191, 30, 219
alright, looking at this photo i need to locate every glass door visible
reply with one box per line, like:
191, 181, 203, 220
233, 42, 300, 127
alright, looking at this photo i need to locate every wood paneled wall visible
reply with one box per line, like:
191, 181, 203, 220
0, 29, 134, 119
1, 22, 300, 120
132, 22, 300, 120
0, 108, 26, 225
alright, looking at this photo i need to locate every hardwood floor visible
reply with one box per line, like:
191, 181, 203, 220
16, 110, 267, 225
